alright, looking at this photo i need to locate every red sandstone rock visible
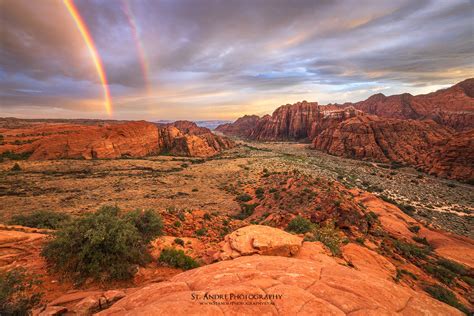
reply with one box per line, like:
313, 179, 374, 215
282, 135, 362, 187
97, 254, 463, 315
218, 225, 303, 260
347, 78, 474, 131
0, 121, 234, 160
215, 115, 260, 137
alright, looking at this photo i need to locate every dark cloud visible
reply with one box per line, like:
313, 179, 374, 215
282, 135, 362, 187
0, 0, 472, 118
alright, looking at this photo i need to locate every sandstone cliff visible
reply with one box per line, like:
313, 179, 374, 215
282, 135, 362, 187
0, 121, 234, 160
215, 115, 260, 138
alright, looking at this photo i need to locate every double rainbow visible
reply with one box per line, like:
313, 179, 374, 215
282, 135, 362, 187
63, 0, 112, 115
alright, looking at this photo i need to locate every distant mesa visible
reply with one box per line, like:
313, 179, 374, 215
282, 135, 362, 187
0, 120, 234, 160
216, 79, 474, 180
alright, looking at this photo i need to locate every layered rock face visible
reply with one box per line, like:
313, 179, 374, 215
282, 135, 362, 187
18, 121, 160, 160
312, 115, 474, 180
346, 78, 474, 131
0, 120, 234, 160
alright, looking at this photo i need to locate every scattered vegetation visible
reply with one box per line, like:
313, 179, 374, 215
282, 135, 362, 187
123, 209, 163, 243
412, 236, 430, 246
236, 194, 252, 202
9, 210, 71, 229
408, 225, 420, 233
195, 227, 207, 236
174, 238, 185, 247
0, 268, 42, 315
0, 151, 32, 160
393, 239, 431, 259
234, 203, 258, 220
306, 221, 342, 256
286, 216, 313, 234
42, 205, 161, 282
158, 248, 199, 270
424, 284, 469, 314
394, 268, 418, 282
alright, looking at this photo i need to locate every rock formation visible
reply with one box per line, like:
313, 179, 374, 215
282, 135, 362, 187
218, 225, 303, 260
97, 253, 462, 315
0, 120, 235, 160
312, 115, 473, 180
346, 78, 474, 131
215, 115, 260, 138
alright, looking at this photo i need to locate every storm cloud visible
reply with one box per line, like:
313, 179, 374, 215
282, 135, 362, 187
1, 0, 473, 119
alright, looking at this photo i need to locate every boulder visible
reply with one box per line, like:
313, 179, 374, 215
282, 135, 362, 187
218, 225, 303, 260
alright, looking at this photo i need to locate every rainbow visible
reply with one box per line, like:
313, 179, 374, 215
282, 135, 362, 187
121, 0, 151, 94
63, 0, 112, 115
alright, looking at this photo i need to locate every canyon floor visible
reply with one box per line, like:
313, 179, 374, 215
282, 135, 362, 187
1, 140, 472, 238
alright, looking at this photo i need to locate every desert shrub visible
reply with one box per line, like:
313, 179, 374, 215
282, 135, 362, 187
42, 206, 150, 282
174, 238, 185, 247
286, 216, 313, 234
355, 237, 365, 245
307, 221, 342, 257
203, 213, 212, 221
9, 210, 70, 229
0, 151, 32, 160
234, 203, 258, 220
408, 225, 420, 233
158, 248, 199, 270
0, 268, 42, 315
393, 239, 430, 259
394, 268, 418, 282
424, 284, 468, 314
173, 221, 181, 227
177, 212, 186, 221
412, 236, 430, 246
11, 163, 21, 172
236, 194, 252, 202
461, 275, 474, 286
437, 258, 468, 275
124, 209, 163, 243
425, 264, 456, 285
255, 187, 264, 199
195, 228, 207, 236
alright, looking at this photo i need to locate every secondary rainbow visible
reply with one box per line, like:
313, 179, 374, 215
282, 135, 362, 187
121, 0, 151, 94
63, 0, 112, 115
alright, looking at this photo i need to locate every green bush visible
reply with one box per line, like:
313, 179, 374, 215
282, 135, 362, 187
124, 209, 163, 243
9, 210, 71, 229
158, 248, 199, 270
174, 238, 185, 247
195, 228, 207, 236
393, 239, 430, 259
424, 284, 468, 314
307, 221, 342, 257
0, 151, 32, 160
412, 236, 430, 246
286, 216, 313, 234
41, 206, 151, 282
0, 268, 42, 315
236, 194, 252, 202
203, 213, 212, 221
234, 203, 258, 220
424, 264, 456, 285
408, 225, 420, 233
437, 258, 468, 275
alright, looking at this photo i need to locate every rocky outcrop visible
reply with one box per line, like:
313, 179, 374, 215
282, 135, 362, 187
423, 130, 474, 180
0, 121, 235, 160
312, 115, 474, 180
158, 125, 235, 157
215, 115, 260, 138
345, 78, 474, 131
218, 225, 303, 260
160, 120, 210, 136
97, 254, 462, 315
216, 79, 474, 140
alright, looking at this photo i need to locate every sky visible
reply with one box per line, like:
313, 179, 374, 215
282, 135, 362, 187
1, 0, 473, 120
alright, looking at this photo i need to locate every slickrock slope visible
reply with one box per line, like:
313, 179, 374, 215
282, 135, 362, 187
0, 121, 234, 159
347, 78, 474, 131
98, 253, 462, 315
